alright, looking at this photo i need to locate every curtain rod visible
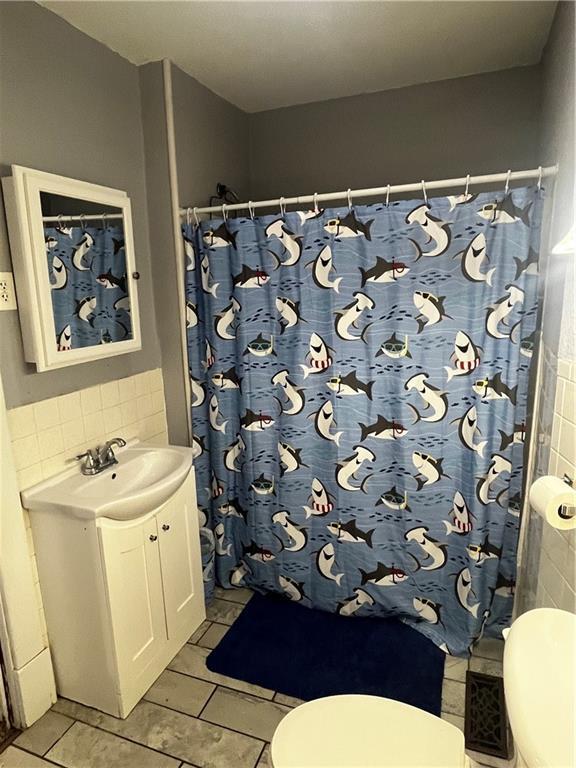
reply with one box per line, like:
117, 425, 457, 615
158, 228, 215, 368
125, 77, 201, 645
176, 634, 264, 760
42, 213, 123, 222
179, 165, 557, 217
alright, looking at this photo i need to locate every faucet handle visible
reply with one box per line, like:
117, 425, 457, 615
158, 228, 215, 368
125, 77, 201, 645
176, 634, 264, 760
74, 449, 98, 469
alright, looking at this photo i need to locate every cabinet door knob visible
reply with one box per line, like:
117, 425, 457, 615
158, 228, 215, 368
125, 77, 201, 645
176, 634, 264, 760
149, 534, 158, 542
162, 524, 170, 531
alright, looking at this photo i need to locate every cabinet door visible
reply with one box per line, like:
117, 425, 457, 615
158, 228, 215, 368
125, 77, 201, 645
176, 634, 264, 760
156, 481, 204, 640
98, 516, 166, 686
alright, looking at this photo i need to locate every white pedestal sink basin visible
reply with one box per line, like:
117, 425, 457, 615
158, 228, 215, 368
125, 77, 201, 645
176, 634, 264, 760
22, 441, 193, 520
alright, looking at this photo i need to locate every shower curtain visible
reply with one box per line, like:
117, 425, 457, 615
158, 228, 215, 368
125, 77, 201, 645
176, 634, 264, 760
45, 224, 132, 348
184, 185, 542, 655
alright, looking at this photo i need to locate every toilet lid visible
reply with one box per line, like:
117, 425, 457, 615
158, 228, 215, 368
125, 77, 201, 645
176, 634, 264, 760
271, 695, 466, 768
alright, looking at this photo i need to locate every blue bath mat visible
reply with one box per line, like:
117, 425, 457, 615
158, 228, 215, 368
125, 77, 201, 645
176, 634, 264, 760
206, 593, 445, 715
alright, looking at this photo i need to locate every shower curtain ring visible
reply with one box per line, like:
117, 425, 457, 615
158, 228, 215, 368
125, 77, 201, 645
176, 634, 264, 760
79, 213, 86, 232
504, 169, 512, 194
464, 174, 471, 197
248, 201, 255, 220
102, 212, 108, 231
537, 166, 543, 190
193, 207, 199, 227
186, 207, 192, 227
222, 203, 228, 222
279, 197, 286, 216
313, 192, 319, 214
385, 184, 391, 207
421, 180, 428, 206
347, 188, 353, 211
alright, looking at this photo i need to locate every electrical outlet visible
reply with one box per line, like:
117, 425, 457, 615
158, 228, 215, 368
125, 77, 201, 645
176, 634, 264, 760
0, 272, 18, 311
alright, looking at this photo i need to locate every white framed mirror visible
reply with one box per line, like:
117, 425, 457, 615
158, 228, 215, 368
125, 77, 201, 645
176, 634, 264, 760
2, 166, 142, 371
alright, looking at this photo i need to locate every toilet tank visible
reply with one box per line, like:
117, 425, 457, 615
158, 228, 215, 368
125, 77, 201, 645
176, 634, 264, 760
503, 608, 575, 768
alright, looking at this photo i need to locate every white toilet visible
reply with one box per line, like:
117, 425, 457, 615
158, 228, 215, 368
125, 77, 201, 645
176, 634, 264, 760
271, 608, 575, 768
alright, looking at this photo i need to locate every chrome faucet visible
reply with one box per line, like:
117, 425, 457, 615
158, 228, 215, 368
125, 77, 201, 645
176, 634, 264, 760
75, 437, 127, 476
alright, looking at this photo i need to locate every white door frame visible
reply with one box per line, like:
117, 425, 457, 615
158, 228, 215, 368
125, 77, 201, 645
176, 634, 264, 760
0, 372, 56, 728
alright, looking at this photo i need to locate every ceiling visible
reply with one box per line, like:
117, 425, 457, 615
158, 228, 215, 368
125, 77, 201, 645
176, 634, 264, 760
40, 1, 556, 113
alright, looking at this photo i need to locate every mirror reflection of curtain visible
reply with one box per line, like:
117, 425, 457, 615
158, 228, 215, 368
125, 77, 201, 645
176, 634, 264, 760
185, 186, 543, 656
45, 224, 132, 351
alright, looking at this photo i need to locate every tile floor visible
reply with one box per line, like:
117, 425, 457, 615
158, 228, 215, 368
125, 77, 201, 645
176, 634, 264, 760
1, 587, 506, 768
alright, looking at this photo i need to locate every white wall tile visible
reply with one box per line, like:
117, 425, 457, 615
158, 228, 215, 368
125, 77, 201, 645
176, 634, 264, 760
542, 527, 573, 580
122, 422, 141, 442
12, 434, 41, 470
41, 453, 68, 479
7, 404, 37, 440
148, 431, 169, 446
9, 369, 168, 481
556, 451, 576, 482
83, 413, 105, 443
61, 419, 86, 452
148, 368, 163, 393
37, 425, 64, 460
133, 372, 149, 398
136, 393, 153, 420
120, 399, 138, 426
33, 399, 60, 432
100, 380, 120, 407
563, 381, 575, 425
118, 376, 136, 403
57, 392, 82, 424
104, 405, 123, 433
150, 390, 165, 415
558, 419, 575, 464
80, 385, 102, 416
534, 356, 576, 613
551, 413, 561, 455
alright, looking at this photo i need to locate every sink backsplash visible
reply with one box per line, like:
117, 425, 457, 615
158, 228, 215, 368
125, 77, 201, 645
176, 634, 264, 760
8, 368, 168, 491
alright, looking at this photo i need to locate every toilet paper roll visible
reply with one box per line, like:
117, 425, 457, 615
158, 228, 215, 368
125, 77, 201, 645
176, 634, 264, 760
529, 475, 576, 531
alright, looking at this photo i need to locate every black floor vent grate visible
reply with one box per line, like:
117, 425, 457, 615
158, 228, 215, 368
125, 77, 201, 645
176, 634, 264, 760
464, 670, 510, 759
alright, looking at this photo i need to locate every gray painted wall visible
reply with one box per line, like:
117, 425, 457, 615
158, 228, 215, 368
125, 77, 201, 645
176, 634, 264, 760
249, 66, 542, 200
172, 64, 250, 207
139, 61, 189, 445
0, 2, 161, 408
141, 64, 250, 443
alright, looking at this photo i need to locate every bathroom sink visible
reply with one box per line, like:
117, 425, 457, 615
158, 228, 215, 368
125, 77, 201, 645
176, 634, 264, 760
504, 607, 575, 768
22, 441, 193, 521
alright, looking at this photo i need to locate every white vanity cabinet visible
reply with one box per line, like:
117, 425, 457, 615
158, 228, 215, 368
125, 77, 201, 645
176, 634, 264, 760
28, 469, 205, 718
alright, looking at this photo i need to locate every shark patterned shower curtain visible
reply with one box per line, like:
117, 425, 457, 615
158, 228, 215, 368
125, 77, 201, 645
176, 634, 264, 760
184, 185, 543, 656
45, 223, 132, 348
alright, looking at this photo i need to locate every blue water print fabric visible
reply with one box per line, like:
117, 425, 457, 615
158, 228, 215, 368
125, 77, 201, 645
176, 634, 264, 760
45, 224, 132, 350
185, 186, 543, 655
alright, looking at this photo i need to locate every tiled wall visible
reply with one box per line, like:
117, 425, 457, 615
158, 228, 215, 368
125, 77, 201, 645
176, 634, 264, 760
6, 368, 169, 643
535, 357, 576, 612
8, 368, 168, 491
